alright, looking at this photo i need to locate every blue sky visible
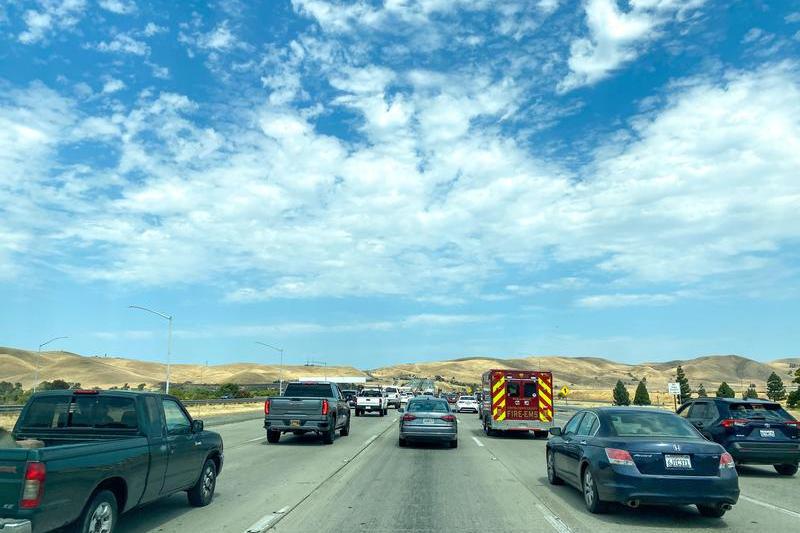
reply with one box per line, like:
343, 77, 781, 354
1, 0, 800, 369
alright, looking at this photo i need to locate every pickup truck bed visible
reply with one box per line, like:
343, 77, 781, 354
0, 390, 224, 533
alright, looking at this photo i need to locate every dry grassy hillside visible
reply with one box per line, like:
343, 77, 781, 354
0, 347, 366, 389
1, 346, 797, 395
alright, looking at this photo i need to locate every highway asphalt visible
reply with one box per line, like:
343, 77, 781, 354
114, 408, 799, 533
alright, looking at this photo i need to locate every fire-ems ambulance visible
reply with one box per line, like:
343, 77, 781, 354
480, 369, 554, 437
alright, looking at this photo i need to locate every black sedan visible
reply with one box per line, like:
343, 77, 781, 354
546, 407, 739, 517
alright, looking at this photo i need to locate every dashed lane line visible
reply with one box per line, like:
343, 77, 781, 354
471, 436, 485, 447
739, 495, 800, 519
245, 506, 290, 533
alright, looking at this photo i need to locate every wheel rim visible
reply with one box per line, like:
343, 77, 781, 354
547, 452, 554, 480
583, 470, 594, 507
202, 466, 215, 498
88, 502, 113, 533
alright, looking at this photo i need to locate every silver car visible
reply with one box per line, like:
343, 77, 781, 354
398, 398, 458, 448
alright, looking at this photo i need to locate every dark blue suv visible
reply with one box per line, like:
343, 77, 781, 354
677, 398, 800, 476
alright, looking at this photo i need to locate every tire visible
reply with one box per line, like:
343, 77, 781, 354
774, 464, 798, 476
582, 466, 607, 514
355, 410, 361, 417
547, 450, 564, 485
399, 437, 407, 447
267, 429, 280, 443
697, 504, 727, 518
449, 439, 458, 449
76, 489, 118, 533
340, 414, 350, 436
187, 459, 217, 507
322, 418, 335, 444
379, 408, 385, 417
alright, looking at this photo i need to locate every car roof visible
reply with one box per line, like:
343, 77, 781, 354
589, 407, 678, 416
31, 389, 166, 398
685, 397, 781, 405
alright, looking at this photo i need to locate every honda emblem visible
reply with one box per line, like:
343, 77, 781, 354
673, 444, 681, 452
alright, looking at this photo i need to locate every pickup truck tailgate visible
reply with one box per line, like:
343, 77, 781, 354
0, 449, 31, 514
269, 398, 324, 416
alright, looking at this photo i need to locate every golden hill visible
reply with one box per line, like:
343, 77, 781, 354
1, 346, 797, 395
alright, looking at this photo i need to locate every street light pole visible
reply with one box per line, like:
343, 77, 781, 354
255, 342, 284, 394
35, 336, 69, 392
129, 305, 173, 395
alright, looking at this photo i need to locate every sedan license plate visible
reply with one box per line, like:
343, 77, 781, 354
290, 419, 300, 427
760, 429, 775, 438
665, 454, 692, 469
422, 418, 435, 425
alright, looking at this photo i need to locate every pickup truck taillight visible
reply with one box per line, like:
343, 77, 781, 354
264, 399, 270, 415
321, 399, 329, 416
20, 461, 46, 509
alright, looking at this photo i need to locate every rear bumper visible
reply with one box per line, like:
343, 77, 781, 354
486, 417, 554, 431
0, 519, 32, 533
596, 467, 740, 506
727, 442, 800, 465
457, 406, 478, 413
264, 416, 330, 433
400, 427, 457, 442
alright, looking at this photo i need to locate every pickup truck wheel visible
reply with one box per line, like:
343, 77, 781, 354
379, 408, 385, 417
322, 419, 336, 444
340, 414, 350, 436
77, 489, 117, 533
266, 429, 281, 443
188, 459, 217, 507
355, 410, 360, 417
774, 463, 798, 476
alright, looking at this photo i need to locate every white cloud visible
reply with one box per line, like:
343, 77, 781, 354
101, 78, 125, 94
143, 22, 167, 37
94, 33, 149, 55
785, 12, 800, 23
577, 293, 677, 308
742, 27, 763, 44
179, 20, 243, 54
18, 0, 87, 44
559, 0, 707, 91
98, 0, 136, 15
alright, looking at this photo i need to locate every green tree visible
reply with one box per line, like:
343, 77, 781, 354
716, 382, 735, 398
612, 380, 631, 406
633, 380, 651, 405
787, 388, 800, 408
697, 383, 707, 397
675, 366, 691, 404
794, 367, 800, 386
743, 384, 758, 399
137, 383, 146, 391
766, 372, 787, 401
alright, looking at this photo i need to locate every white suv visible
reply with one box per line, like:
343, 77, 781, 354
384, 386, 401, 408
456, 395, 479, 413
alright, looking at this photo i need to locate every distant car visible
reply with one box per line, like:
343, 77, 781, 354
356, 388, 388, 416
400, 393, 412, 407
342, 389, 358, 407
399, 398, 458, 448
445, 393, 458, 404
384, 386, 401, 409
455, 395, 479, 413
546, 408, 739, 517
678, 398, 800, 476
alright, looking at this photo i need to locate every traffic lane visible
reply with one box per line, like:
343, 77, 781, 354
468, 416, 798, 533
734, 465, 799, 515
273, 415, 559, 533
116, 410, 397, 533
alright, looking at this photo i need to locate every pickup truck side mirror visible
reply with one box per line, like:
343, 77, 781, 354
549, 427, 562, 437
192, 419, 204, 433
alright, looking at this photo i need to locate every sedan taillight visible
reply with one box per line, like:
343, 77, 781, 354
719, 452, 735, 469
441, 415, 456, 422
605, 448, 635, 466
402, 414, 416, 421
20, 462, 46, 509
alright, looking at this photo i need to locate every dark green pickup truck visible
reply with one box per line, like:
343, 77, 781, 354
0, 390, 223, 533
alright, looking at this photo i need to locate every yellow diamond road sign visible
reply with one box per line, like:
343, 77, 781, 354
560, 386, 570, 396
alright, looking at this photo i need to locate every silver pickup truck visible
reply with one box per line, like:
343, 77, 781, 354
263, 382, 351, 445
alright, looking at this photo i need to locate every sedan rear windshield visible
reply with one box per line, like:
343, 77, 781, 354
728, 403, 792, 421
408, 401, 449, 413
607, 412, 698, 438
283, 384, 334, 397
459, 397, 476, 401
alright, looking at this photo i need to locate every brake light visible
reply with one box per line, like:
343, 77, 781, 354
720, 418, 749, 428
605, 448, 635, 466
719, 452, 735, 469
441, 415, 456, 422
402, 414, 416, 421
321, 399, 329, 416
264, 399, 270, 415
20, 462, 46, 509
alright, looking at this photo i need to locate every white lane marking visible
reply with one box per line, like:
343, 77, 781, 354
740, 495, 800, 518
471, 436, 485, 447
245, 506, 290, 533
243, 436, 265, 443
538, 505, 572, 533
363, 435, 378, 447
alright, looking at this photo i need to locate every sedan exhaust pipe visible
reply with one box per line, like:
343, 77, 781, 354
626, 500, 640, 508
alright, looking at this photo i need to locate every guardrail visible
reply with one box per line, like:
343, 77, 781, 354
0, 396, 269, 415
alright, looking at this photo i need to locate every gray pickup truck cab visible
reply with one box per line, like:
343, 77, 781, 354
263, 382, 351, 445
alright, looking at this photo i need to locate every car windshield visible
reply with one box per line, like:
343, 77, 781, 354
460, 397, 475, 401
408, 401, 449, 413
359, 390, 382, 397
729, 403, 793, 421
607, 412, 699, 438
